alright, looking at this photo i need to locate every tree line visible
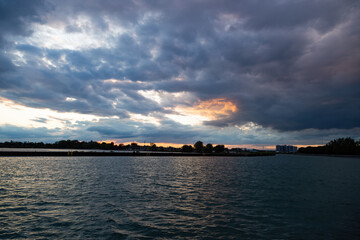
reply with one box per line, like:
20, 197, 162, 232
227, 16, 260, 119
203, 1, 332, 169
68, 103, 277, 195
0, 140, 121, 150
298, 137, 360, 155
0, 140, 227, 153
181, 141, 226, 153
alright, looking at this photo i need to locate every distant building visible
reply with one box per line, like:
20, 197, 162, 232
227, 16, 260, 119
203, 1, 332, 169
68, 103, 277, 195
276, 145, 298, 153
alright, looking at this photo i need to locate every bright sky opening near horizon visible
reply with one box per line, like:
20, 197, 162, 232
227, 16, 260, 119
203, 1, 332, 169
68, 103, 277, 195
0, 0, 359, 148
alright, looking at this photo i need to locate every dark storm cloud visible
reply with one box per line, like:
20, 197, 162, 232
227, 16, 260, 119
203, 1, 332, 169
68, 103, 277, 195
0, 0, 46, 42
0, 124, 55, 140
86, 118, 210, 144
0, 0, 47, 80
1, 0, 359, 143
87, 126, 137, 139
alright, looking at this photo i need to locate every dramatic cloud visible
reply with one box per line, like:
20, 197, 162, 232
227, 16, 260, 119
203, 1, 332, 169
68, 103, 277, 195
0, 0, 359, 146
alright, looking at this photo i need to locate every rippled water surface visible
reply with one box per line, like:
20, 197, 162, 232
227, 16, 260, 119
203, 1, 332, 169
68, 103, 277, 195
1, 155, 359, 239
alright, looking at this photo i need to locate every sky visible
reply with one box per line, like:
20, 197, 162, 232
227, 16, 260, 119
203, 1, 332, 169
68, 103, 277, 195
0, 0, 359, 148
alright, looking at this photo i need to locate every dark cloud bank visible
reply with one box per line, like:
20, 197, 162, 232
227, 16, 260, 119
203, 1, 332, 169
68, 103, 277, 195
0, 0, 359, 144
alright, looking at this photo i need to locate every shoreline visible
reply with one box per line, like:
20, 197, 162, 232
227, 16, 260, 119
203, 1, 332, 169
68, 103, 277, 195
0, 150, 276, 157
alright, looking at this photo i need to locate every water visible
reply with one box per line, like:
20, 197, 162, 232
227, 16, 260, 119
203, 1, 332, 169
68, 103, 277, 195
0, 155, 359, 239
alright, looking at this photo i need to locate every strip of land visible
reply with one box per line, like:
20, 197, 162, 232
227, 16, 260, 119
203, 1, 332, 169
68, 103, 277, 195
0, 151, 276, 157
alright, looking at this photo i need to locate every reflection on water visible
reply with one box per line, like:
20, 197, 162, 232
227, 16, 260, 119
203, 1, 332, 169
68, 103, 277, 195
0, 155, 359, 239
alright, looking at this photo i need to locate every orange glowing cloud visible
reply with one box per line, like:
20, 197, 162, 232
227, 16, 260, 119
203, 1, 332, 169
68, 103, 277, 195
176, 98, 238, 120
165, 98, 238, 126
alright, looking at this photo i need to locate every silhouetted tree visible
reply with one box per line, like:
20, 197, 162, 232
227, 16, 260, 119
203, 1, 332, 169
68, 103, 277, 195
326, 137, 357, 154
150, 143, 157, 151
181, 145, 194, 152
204, 143, 213, 153
214, 145, 225, 153
0, 140, 125, 151
194, 141, 204, 153
130, 142, 138, 150
298, 137, 360, 155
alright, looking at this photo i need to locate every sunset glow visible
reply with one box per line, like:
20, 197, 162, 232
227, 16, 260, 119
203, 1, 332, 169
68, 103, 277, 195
0, 97, 104, 129
167, 98, 238, 126
178, 98, 238, 119
0, 0, 359, 146
1, 2, 360, 240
